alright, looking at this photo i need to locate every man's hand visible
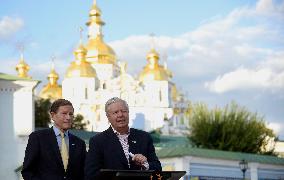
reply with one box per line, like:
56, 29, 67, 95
132, 154, 147, 166
129, 152, 149, 168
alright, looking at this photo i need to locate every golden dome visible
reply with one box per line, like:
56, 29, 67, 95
139, 49, 170, 82
65, 43, 97, 78
85, 1, 116, 64
40, 84, 62, 100
39, 63, 62, 100
85, 35, 116, 64
15, 54, 31, 78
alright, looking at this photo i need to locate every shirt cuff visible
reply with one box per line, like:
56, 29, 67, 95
143, 161, 149, 170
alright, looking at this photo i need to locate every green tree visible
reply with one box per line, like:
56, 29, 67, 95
188, 102, 276, 155
72, 114, 88, 130
35, 98, 51, 127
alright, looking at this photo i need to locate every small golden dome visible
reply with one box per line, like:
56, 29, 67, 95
89, 3, 102, 17
65, 43, 97, 78
48, 69, 59, 85
39, 65, 62, 100
39, 84, 62, 100
147, 49, 159, 60
86, 3, 105, 26
15, 54, 31, 78
139, 49, 169, 82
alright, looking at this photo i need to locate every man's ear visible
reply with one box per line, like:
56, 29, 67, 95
50, 112, 55, 120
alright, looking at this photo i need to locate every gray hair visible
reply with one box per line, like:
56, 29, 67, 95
105, 97, 129, 114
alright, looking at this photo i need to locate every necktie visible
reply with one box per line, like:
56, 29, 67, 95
60, 132, 69, 171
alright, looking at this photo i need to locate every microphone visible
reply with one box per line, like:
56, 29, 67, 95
128, 152, 135, 158
128, 152, 148, 168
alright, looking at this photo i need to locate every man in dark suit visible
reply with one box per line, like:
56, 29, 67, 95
85, 97, 162, 180
21, 99, 86, 180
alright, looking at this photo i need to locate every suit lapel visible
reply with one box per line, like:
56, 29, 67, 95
128, 129, 139, 154
67, 133, 75, 171
128, 129, 140, 169
106, 127, 129, 168
47, 128, 64, 170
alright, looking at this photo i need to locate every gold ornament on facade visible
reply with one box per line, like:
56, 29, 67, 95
185, 102, 192, 117
91, 104, 100, 112
171, 84, 180, 101
173, 107, 181, 115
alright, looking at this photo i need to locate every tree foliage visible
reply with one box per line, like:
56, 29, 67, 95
71, 114, 88, 130
188, 102, 276, 155
35, 98, 51, 127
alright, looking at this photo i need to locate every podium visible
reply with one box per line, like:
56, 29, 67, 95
99, 169, 186, 180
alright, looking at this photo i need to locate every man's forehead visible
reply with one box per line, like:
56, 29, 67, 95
58, 105, 74, 111
59, 105, 73, 109
108, 101, 127, 110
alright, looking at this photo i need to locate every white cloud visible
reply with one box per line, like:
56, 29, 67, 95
205, 48, 284, 93
267, 122, 282, 136
205, 66, 284, 93
0, 16, 24, 39
261, 52, 284, 71
256, 0, 284, 18
109, 34, 189, 76
108, 0, 284, 92
233, 44, 272, 57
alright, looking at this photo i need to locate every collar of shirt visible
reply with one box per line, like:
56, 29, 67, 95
111, 125, 130, 136
53, 125, 69, 137
53, 126, 70, 151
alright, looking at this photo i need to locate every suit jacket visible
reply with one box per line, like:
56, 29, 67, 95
21, 128, 86, 180
84, 127, 162, 180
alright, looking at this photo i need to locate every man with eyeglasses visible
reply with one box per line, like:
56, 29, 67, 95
85, 97, 162, 180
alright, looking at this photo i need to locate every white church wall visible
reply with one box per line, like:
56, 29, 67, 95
63, 77, 96, 103
0, 80, 37, 180
0, 86, 19, 180
13, 83, 35, 135
128, 106, 173, 131
143, 81, 170, 108
92, 64, 114, 81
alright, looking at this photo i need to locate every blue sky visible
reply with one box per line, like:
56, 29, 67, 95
1, 0, 284, 139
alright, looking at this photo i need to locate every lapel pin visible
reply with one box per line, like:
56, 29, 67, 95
132, 141, 136, 144
72, 144, 75, 146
